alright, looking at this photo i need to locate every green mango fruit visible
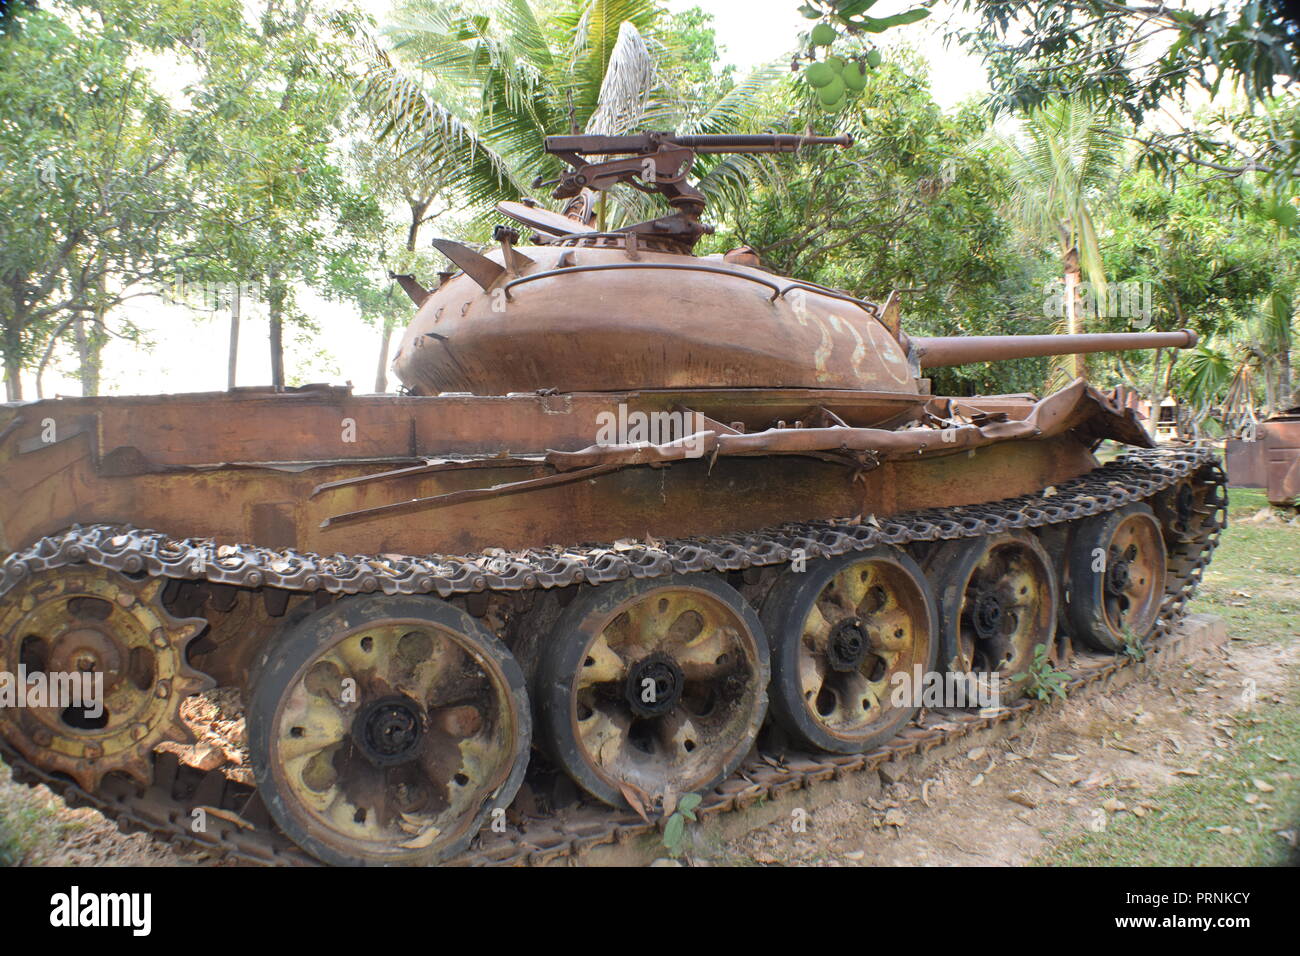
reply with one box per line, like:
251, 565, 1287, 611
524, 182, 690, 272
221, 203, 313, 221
825, 55, 846, 71
843, 61, 867, 90
811, 23, 837, 46
805, 61, 836, 88
866, 49, 882, 69
816, 74, 845, 105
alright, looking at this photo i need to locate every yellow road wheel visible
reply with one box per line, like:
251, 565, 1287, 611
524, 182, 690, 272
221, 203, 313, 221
762, 547, 936, 753
537, 574, 768, 808
248, 593, 530, 866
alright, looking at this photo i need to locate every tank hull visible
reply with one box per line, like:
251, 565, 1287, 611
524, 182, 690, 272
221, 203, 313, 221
0, 382, 1144, 557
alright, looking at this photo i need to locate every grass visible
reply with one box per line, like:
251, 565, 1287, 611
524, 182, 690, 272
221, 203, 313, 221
1038, 487, 1300, 866
0, 766, 83, 866
1039, 683, 1300, 866
1193, 488, 1300, 646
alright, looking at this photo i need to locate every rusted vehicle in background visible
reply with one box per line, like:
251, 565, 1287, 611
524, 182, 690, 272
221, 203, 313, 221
0, 132, 1226, 865
1225, 407, 1300, 507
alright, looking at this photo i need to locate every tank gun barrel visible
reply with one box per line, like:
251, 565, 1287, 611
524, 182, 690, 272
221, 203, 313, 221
909, 329, 1198, 369
544, 132, 853, 156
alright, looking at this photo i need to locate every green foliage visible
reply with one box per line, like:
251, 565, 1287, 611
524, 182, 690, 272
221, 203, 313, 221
363, 0, 788, 237
0, 0, 386, 395
1015, 644, 1070, 702
1120, 628, 1146, 663
0, 3, 195, 397
661, 792, 701, 858
713, 50, 1052, 396
948, 2, 1300, 194
174, 0, 384, 385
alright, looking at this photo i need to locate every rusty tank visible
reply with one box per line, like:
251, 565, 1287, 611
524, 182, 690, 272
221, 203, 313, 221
1225, 406, 1300, 507
0, 131, 1227, 866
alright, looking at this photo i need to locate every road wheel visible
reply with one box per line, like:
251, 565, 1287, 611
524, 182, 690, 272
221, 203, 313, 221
248, 593, 530, 866
1066, 503, 1167, 652
929, 530, 1058, 704
761, 547, 937, 753
536, 574, 768, 808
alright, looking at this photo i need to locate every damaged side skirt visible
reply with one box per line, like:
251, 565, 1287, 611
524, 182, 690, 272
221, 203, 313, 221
320, 381, 1152, 527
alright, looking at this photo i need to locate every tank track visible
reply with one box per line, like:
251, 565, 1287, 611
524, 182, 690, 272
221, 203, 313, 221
0, 445, 1226, 866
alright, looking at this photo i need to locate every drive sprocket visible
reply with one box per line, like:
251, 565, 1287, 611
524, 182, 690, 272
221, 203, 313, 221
0, 566, 212, 790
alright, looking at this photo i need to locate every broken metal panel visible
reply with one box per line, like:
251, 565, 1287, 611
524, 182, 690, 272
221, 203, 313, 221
1225, 438, 1266, 488
543, 381, 1151, 474
1227, 411, 1300, 505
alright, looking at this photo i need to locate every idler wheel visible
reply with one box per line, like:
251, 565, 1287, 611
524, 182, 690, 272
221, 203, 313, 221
760, 547, 937, 754
1066, 503, 1168, 652
0, 567, 211, 790
1153, 475, 1221, 543
536, 574, 769, 808
929, 530, 1058, 704
247, 594, 530, 866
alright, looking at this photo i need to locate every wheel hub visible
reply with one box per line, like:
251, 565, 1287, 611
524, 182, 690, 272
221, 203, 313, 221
624, 652, 684, 718
826, 618, 870, 672
1105, 557, 1131, 594
352, 695, 424, 766
970, 589, 1005, 640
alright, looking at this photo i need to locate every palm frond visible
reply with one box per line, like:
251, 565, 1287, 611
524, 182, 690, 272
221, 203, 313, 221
360, 37, 528, 205
585, 21, 654, 136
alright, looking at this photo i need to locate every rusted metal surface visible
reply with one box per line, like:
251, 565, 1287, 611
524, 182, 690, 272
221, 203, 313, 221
1224, 409, 1300, 506
394, 134, 1196, 398
247, 594, 530, 866
1, 382, 1146, 557
1225, 438, 1266, 488
907, 330, 1197, 369
928, 530, 1057, 697
393, 242, 909, 395
1262, 410, 1300, 506
0, 128, 1221, 866
0, 567, 211, 790
393, 238, 1198, 398
535, 575, 769, 807
539, 132, 852, 252
761, 547, 936, 752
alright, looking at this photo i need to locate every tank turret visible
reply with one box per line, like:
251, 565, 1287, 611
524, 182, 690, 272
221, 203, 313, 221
393, 132, 1197, 402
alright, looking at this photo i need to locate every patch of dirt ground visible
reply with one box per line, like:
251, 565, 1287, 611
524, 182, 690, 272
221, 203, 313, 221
724, 635, 1297, 866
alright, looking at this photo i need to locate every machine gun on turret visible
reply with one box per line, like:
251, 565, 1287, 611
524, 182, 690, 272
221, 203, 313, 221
530, 131, 853, 250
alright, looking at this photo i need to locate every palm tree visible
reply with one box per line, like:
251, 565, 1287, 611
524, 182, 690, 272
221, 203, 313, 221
360, 0, 782, 231
1176, 287, 1297, 438
998, 99, 1124, 383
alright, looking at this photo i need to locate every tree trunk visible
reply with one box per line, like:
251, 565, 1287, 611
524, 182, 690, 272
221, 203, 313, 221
76, 269, 109, 396
3, 355, 21, 401
1063, 264, 1086, 380
1260, 353, 1277, 414
1280, 347, 1293, 407
228, 286, 241, 389
374, 315, 395, 393
76, 316, 107, 397
269, 267, 284, 391
4, 321, 24, 401
375, 201, 430, 394
1147, 347, 1164, 439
